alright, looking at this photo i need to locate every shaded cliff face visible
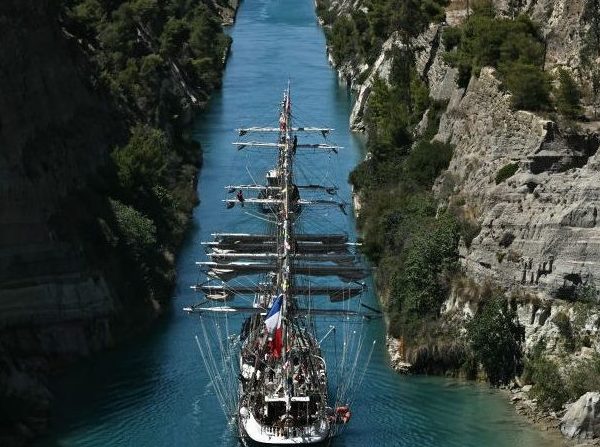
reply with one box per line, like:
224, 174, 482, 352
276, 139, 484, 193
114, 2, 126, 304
0, 1, 136, 443
0, 0, 236, 443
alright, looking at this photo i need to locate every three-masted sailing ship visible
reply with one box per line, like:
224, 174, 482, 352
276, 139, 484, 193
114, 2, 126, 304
185, 85, 376, 445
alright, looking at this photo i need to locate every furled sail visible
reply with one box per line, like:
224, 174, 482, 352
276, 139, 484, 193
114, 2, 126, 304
191, 284, 366, 302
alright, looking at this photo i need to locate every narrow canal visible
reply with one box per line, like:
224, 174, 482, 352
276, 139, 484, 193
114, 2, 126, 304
39, 1, 560, 445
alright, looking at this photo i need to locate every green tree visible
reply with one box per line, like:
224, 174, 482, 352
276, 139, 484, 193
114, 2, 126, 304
555, 68, 583, 119
405, 140, 454, 187
160, 18, 190, 57
503, 62, 550, 110
445, 11, 549, 111
395, 213, 459, 319
110, 199, 157, 254
467, 297, 525, 385
112, 125, 168, 191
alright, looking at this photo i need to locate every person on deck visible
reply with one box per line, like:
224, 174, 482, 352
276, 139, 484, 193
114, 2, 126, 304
236, 189, 245, 207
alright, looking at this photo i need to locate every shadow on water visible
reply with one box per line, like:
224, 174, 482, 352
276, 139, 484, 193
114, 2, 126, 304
38, 0, 562, 446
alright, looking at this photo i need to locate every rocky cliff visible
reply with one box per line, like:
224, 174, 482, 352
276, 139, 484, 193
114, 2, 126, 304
320, 0, 600, 440
0, 2, 126, 443
326, 0, 599, 131
0, 0, 236, 444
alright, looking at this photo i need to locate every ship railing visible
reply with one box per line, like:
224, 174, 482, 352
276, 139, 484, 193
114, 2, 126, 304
261, 425, 313, 438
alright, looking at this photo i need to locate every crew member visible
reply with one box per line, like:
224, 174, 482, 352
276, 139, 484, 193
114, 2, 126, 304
236, 189, 245, 207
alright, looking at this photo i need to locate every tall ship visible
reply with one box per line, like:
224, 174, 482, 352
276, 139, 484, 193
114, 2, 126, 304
185, 85, 376, 445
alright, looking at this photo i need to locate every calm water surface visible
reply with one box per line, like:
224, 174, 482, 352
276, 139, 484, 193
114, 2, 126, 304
40, 1, 560, 446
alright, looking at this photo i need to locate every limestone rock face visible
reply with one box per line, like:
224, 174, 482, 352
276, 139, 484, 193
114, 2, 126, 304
560, 392, 600, 439
347, 23, 452, 131
348, 33, 398, 131
435, 67, 600, 301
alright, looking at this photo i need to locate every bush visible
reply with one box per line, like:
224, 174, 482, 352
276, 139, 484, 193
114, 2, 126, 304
567, 355, 600, 401
110, 199, 157, 254
322, 0, 449, 67
467, 297, 525, 385
552, 311, 576, 351
495, 162, 518, 184
523, 351, 600, 411
458, 216, 481, 248
160, 18, 189, 57
499, 231, 515, 248
396, 212, 460, 319
555, 69, 583, 119
442, 26, 461, 51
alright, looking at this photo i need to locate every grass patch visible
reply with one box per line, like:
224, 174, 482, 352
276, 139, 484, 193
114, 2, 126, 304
495, 162, 518, 184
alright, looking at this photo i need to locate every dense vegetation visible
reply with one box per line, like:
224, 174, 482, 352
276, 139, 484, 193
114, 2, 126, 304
60, 0, 232, 310
523, 345, 600, 411
318, 0, 448, 67
317, 0, 461, 354
65, 0, 231, 109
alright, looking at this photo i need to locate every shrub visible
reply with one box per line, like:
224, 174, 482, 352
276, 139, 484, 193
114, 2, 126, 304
499, 231, 515, 248
459, 216, 481, 248
444, 11, 549, 110
160, 18, 190, 57
567, 355, 600, 401
552, 311, 576, 352
397, 213, 460, 319
495, 162, 518, 184
443, 26, 462, 51
528, 356, 569, 410
467, 297, 525, 385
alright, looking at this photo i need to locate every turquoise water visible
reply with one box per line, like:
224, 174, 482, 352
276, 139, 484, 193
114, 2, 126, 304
39, 1, 560, 446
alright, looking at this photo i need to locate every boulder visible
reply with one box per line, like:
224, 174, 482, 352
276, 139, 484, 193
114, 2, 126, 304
560, 392, 600, 439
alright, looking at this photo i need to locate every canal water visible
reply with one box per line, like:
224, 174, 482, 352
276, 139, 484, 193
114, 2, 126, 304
39, 0, 560, 446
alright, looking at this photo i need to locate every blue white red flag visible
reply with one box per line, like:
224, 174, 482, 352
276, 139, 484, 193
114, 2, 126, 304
265, 294, 284, 357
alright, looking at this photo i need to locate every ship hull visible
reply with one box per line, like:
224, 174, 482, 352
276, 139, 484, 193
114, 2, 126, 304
239, 411, 330, 445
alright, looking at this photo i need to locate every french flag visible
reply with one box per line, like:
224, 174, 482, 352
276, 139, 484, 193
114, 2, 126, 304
265, 294, 284, 358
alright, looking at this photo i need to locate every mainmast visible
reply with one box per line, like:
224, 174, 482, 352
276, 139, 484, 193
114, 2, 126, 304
279, 83, 293, 410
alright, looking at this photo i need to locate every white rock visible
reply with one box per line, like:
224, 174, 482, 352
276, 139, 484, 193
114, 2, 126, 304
560, 392, 600, 439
